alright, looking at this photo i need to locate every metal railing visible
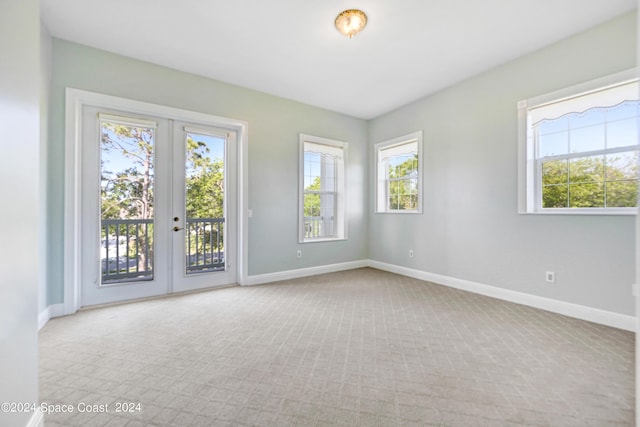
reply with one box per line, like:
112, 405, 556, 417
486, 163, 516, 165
304, 216, 334, 239
101, 218, 154, 284
101, 217, 225, 283
185, 218, 225, 274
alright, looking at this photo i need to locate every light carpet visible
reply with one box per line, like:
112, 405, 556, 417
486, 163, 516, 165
39, 268, 634, 426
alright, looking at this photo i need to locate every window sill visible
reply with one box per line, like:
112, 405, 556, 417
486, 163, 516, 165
300, 237, 348, 244
375, 210, 422, 214
519, 208, 637, 216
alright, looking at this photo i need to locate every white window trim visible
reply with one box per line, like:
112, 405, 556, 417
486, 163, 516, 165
517, 68, 639, 216
298, 134, 347, 243
374, 131, 423, 214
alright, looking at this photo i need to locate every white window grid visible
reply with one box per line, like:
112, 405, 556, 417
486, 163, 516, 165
299, 134, 347, 242
375, 131, 423, 214
518, 68, 640, 215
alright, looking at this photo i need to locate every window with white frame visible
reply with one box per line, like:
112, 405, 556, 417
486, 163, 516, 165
299, 134, 346, 242
518, 70, 639, 214
375, 131, 423, 213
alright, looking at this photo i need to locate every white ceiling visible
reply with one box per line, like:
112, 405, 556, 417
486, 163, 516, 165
41, 0, 637, 119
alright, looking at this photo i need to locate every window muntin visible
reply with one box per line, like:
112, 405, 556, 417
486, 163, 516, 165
519, 71, 639, 214
299, 135, 346, 242
375, 131, 423, 213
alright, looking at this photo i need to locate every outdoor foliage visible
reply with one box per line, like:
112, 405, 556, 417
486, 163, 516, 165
185, 136, 224, 219
99, 124, 227, 278
101, 123, 155, 275
101, 124, 154, 220
304, 176, 322, 217
541, 153, 638, 208
185, 136, 225, 262
388, 154, 418, 210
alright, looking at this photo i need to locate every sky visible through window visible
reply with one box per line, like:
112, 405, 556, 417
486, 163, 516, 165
536, 100, 639, 157
101, 129, 224, 179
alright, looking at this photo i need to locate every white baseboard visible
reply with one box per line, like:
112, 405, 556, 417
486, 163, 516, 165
26, 408, 44, 427
48, 259, 634, 332
37, 307, 50, 330
245, 260, 369, 286
369, 260, 636, 332
38, 303, 65, 330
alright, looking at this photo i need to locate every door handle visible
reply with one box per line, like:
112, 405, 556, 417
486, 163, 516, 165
173, 226, 183, 232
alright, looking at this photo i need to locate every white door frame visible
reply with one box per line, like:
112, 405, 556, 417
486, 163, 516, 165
64, 88, 249, 315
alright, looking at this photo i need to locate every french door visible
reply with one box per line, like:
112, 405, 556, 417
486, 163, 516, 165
80, 106, 236, 306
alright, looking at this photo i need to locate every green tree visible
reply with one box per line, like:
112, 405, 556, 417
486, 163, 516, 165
542, 154, 638, 208
303, 177, 322, 238
185, 136, 225, 259
185, 137, 224, 219
304, 176, 321, 217
388, 154, 418, 210
100, 123, 154, 273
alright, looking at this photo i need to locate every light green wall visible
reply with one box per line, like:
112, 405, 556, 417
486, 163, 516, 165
0, 0, 41, 424
48, 40, 369, 304
368, 11, 637, 315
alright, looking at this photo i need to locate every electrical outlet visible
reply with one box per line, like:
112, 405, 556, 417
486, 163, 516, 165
545, 271, 555, 283
408, 249, 414, 258
296, 250, 302, 259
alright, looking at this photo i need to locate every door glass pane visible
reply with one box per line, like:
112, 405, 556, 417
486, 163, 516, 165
185, 132, 226, 274
100, 121, 155, 284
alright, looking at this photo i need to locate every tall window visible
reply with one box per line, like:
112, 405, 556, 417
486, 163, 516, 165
375, 131, 423, 213
519, 70, 639, 214
299, 134, 347, 242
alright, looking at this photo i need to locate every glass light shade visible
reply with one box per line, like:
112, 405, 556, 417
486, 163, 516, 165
335, 9, 368, 38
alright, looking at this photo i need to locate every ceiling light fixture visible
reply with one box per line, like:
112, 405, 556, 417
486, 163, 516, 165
335, 9, 368, 39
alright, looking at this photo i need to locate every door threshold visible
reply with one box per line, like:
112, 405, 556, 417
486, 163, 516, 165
79, 283, 239, 311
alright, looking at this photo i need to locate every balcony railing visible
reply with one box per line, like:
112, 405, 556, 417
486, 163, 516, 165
101, 217, 225, 284
304, 216, 334, 239
101, 218, 154, 284
185, 218, 224, 274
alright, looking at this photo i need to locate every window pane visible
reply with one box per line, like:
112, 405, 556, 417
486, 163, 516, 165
304, 192, 335, 238
536, 115, 569, 136
388, 153, 417, 178
100, 121, 154, 283
569, 156, 604, 184
305, 152, 321, 181
386, 153, 418, 210
606, 100, 639, 121
570, 124, 605, 153
606, 151, 639, 180
303, 143, 340, 239
388, 195, 400, 210
538, 131, 569, 157
541, 160, 568, 186
185, 132, 225, 275
607, 118, 638, 149
376, 134, 422, 213
569, 182, 605, 208
304, 193, 320, 217
388, 177, 418, 210
542, 184, 568, 208
606, 180, 638, 207
570, 108, 605, 129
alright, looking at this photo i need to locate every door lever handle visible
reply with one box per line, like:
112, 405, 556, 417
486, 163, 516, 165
173, 226, 183, 232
